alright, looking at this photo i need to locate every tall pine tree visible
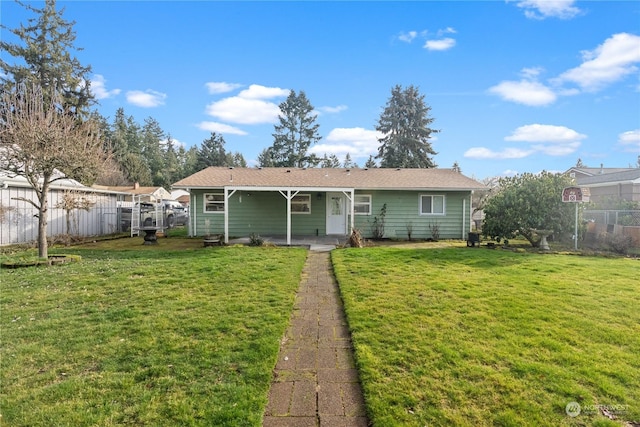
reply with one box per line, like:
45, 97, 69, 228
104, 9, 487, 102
269, 90, 321, 168
0, 0, 94, 116
376, 85, 438, 168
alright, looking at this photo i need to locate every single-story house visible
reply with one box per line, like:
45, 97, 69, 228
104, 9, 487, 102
574, 169, 640, 204
92, 182, 172, 203
172, 167, 486, 244
565, 166, 635, 181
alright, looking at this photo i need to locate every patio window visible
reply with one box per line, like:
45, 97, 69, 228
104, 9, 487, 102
354, 194, 372, 215
291, 194, 311, 214
204, 193, 224, 213
420, 194, 445, 215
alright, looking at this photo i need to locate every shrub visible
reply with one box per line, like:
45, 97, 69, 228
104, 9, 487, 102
248, 233, 265, 246
370, 203, 387, 239
605, 234, 633, 255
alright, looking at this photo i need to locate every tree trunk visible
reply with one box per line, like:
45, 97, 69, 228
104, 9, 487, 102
37, 182, 50, 259
38, 200, 48, 258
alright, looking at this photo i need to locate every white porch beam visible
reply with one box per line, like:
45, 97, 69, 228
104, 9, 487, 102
278, 190, 299, 245
342, 190, 355, 235
224, 188, 237, 244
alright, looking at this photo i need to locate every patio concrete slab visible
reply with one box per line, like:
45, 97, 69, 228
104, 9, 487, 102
263, 251, 369, 427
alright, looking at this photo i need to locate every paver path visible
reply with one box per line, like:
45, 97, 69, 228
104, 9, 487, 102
263, 251, 369, 427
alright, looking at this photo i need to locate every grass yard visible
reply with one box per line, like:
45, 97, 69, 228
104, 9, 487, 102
332, 246, 640, 427
1, 239, 307, 426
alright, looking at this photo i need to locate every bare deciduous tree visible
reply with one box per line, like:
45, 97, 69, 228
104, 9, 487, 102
0, 83, 105, 258
55, 190, 96, 245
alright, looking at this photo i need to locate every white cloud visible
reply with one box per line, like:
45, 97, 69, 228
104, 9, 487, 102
204, 84, 289, 125
488, 79, 557, 106
309, 127, 382, 158
205, 82, 243, 94
464, 147, 534, 160
515, 0, 581, 20
398, 31, 418, 43
424, 37, 456, 51
237, 84, 289, 100
505, 124, 586, 143
532, 141, 581, 156
437, 27, 457, 37
465, 124, 586, 160
126, 90, 166, 107
318, 105, 348, 114
554, 33, 640, 92
205, 97, 281, 125
90, 74, 121, 100
197, 121, 248, 135
618, 129, 640, 152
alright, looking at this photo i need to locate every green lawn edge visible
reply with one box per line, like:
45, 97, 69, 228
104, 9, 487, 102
332, 245, 640, 427
1, 242, 307, 426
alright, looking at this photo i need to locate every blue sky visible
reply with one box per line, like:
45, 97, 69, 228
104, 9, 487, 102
2, 0, 639, 180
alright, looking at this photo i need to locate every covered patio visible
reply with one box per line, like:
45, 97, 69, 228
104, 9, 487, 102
228, 234, 347, 251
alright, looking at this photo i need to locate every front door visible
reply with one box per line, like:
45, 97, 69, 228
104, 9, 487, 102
326, 192, 346, 235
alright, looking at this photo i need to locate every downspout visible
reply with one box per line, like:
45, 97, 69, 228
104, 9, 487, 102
287, 190, 291, 245
191, 191, 196, 237
462, 196, 466, 239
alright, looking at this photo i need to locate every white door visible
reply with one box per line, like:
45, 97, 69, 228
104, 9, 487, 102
326, 192, 347, 235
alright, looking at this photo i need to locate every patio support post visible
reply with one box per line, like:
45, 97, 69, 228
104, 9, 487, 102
224, 188, 237, 244
342, 189, 355, 234
279, 190, 299, 246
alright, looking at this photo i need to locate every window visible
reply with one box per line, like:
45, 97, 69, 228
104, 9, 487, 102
291, 194, 311, 214
420, 194, 445, 215
354, 194, 371, 215
204, 193, 224, 213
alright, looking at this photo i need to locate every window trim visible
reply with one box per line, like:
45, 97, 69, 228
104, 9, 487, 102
419, 194, 446, 215
354, 194, 372, 215
203, 192, 225, 214
291, 194, 311, 214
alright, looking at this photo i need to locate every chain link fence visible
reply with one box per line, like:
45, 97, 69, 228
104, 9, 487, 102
583, 209, 640, 251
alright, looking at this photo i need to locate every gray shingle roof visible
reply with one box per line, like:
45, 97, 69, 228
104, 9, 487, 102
577, 169, 640, 185
173, 167, 486, 191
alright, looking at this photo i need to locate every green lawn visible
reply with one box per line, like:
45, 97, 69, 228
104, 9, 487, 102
332, 246, 640, 427
1, 240, 307, 426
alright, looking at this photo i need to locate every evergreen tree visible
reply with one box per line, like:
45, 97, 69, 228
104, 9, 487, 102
180, 146, 199, 177
141, 117, 166, 186
364, 155, 377, 168
270, 90, 321, 168
343, 153, 357, 168
375, 85, 438, 168
227, 152, 247, 168
575, 158, 585, 168
321, 153, 341, 168
0, 0, 94, 116
162, 135, 180, 188
196, 132, 230, 170
257, 147, 276, 167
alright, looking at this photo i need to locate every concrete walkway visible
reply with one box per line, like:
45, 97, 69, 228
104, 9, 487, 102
263, 251, 369, 427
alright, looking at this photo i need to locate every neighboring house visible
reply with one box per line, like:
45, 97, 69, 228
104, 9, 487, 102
172, 167, 486, 244
92, 182, 172, 203
574, 169, 640, 204
565, 166, 635, 181
0, 170, 126, 246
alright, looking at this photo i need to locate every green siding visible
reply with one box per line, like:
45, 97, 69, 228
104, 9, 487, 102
189, 189, 472, 239
353, 190, 471, 239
